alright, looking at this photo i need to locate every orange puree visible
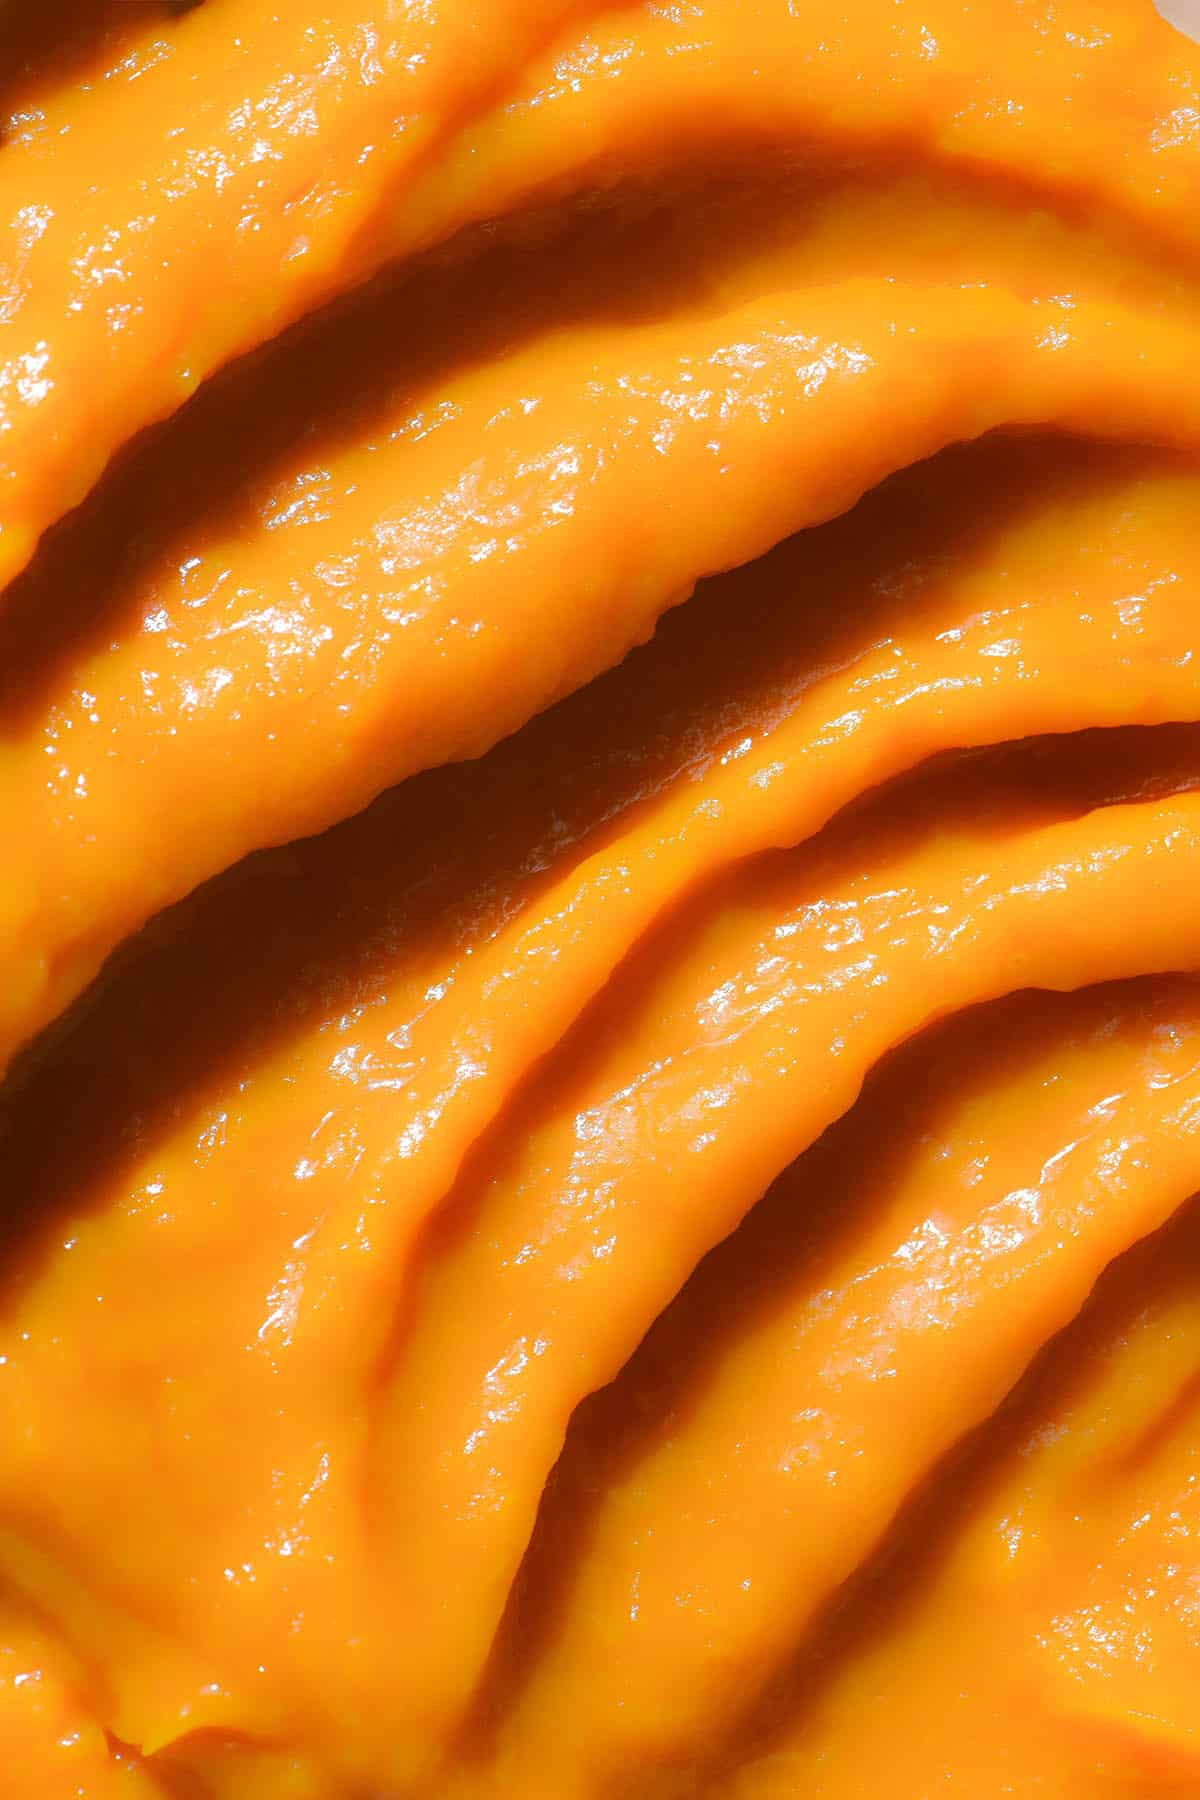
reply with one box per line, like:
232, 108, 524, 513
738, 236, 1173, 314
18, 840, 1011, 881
1, 0, 1200, 1795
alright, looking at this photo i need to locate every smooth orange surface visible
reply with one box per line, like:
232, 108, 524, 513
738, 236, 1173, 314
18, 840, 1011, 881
2, 1, 1200, 1796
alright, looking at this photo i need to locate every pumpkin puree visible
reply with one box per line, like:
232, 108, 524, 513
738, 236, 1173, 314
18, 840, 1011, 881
0, 0, 1199, 1795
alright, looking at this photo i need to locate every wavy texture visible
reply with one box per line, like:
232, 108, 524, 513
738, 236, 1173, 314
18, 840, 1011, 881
1, 445, 1200, 1788
2, 264, 1199, 1075
0, 0, 1196, 1081
0, 0, 628, 584
0, 0, 1196, 585
486, 979, 1200, 1793
1, 2, 1200, 1795
731, 1189, 1200, 1796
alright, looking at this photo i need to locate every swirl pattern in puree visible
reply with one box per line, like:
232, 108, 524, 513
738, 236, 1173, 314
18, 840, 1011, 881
1, 0, 1200, 1794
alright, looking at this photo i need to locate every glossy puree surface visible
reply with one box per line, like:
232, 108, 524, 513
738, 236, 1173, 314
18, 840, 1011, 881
1, 0, 1200, 1794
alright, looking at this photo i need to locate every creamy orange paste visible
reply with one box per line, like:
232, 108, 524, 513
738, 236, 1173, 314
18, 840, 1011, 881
1, 0, 1200, 1794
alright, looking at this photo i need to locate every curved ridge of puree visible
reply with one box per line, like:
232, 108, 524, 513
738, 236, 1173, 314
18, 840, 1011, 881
0, 0, 1196, 586
0, 2, 1199, 1796
0, 281, 1199, 1077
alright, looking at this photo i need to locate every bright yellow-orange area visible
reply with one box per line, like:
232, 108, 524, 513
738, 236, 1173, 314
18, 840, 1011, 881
0, 0, 1199, 1794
